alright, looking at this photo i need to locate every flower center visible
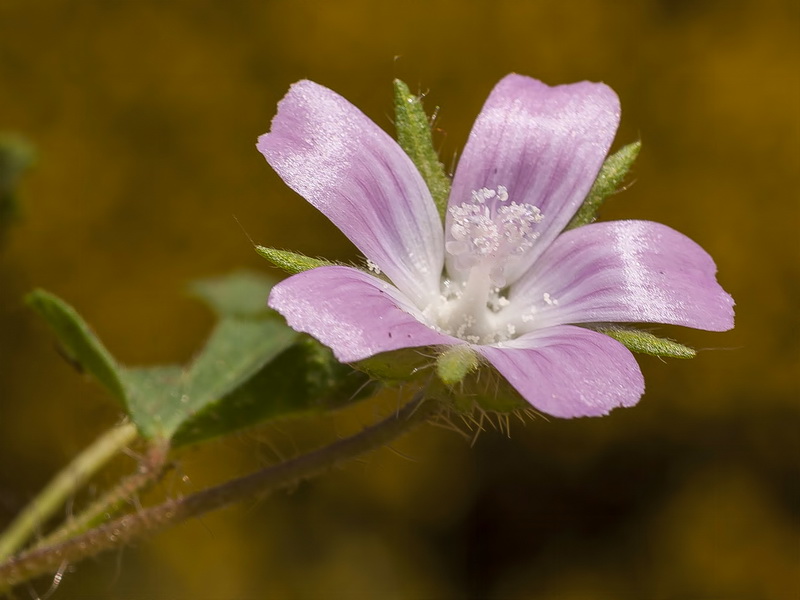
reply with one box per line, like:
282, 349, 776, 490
426, 186, 543, 344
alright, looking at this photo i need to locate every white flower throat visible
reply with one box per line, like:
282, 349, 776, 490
425, 185, 544, 344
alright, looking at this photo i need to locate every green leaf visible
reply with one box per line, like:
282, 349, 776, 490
172, 337, 377, 447
123, 318, 298, 440
596, 326, 696, 359
1, 134, 35, 241
29, 272, 375, 446
255, 246, 335, 275
190, 270, 277, 318
393, 79, 451, 220
119, 366, 184, 438
25, 289, 127, 404
566, 141, 641, 230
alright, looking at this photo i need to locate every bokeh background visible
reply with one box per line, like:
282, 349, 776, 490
1, 1, 798, 598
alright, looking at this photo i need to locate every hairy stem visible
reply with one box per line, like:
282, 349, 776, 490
30, 441, 170, 551
0, 395, 438, 591
0, 422, 139, 561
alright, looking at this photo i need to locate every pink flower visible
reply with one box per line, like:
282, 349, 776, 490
257, 75, 734, 418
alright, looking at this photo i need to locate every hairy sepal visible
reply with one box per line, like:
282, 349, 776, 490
356, 344, 527, 414
393, 79, 451, 220
255, 245, 335, 275
594, 325, 696, 359
566, 140, 641, 230
354, 347, 433, 386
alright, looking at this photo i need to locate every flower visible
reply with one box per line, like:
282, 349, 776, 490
257, 75, 734, 418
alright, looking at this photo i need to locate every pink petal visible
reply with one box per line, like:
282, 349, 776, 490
447, 74, 620, 285
268, 266, 457, 363
258, 81, 443, 308
509, 221, 735, 331
476, 326, 644, 418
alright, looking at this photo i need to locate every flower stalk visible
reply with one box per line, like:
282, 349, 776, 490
29, 439, 170, 552
0, 421, 139, 562
0, 394, 438, 592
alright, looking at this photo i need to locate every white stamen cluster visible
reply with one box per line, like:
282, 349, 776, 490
427, 280, 518, 344
366, 258, 381, 274
426, 185, 547, 345
446, 185, 543, 279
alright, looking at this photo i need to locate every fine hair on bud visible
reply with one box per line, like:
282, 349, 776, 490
435, 345, 480, 386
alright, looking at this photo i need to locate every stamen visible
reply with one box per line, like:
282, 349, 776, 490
447, 185, 543, 278
430, 185, 546, 345
366, 258, 381, 274
497, 185, 508, 202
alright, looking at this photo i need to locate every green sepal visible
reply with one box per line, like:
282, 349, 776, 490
255, 245, 335, 275
595, 325, 696, 359
436, 345, 479, 386
393, 79, 451, 220
440, 363, 528, 414
355, 347, 431, 386
25, 289, 127, 405
566, 141, 641, 230
357, 344, 527, 415
433, 345, 527, 414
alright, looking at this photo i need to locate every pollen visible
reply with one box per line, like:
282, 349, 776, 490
447, 185, 543, 277
366, 258, 382, 274
427, 185, 548, 345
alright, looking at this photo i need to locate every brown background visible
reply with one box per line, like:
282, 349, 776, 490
1, 1, 798, 598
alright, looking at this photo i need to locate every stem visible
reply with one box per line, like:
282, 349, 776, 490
0, 421, 138, 561
30, 441, 170, 551
0, 395, 438, 591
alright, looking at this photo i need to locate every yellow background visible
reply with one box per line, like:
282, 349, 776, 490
1, 1, 798, 598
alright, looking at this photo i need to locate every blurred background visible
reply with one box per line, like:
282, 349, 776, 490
0, 0, 798, 598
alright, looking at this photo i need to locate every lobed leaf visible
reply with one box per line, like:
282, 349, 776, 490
123, 318, 298, 440
566, 141, 641, 230
28, 272, 373, 446
172, 338, 377, 447
26, 289, 127, 405
393, 79, 451, 220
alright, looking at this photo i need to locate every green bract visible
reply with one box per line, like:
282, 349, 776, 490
393, 79, 451, 220
566, 140, 641, 230
594, 325, 696, 359
255, 245, 335, 275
